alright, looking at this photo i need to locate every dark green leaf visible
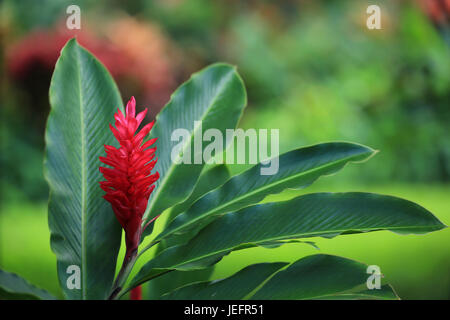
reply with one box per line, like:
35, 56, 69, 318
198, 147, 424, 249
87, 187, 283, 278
146, 165, 231, 298
316, 285, 399, 300
250, 254, 381, 299
146, 268, 215, 300
169, 164, 231, 221
142, 64, 246, 227
156, 142, 375, 244
45, 38, 123, 299
130, 192, 444, 287
161, 262, 287, 300
0, 269, 56, 300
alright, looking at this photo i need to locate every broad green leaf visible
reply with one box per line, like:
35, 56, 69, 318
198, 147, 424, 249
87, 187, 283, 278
250, 254, 390, 299
45, 38, 123, 299
146, 165, 231, 298
142, 64, 246, 227
257, 239, 318, 249
169, 164, 231, 221
151, 164, 231, 247
156, 142, 375, 243
0, 269, 56, 300
130, 192, 445, 288
316, 285, 399, 300
146, 268, 215, 300
161, 262, 287, 300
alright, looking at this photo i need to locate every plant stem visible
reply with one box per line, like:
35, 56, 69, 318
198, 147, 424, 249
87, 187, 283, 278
116, 269, 174, 300
108, 249, 138, 300
107, 240, 160, 300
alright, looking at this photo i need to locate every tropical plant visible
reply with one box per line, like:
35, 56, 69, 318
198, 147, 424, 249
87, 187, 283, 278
0, 39, 445, 300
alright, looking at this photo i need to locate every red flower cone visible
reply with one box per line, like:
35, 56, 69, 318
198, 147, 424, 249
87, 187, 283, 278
99, 96, 159, 258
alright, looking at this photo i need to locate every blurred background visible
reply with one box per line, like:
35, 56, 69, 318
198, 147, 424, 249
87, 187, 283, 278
0, 0, 449, 299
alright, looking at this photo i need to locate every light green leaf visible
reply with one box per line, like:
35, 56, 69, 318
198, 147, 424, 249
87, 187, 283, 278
130, 192, 445, 288
142, 64, 246, 228
156, 142, 375, 243
161, 262, 287, 300
0, 269, 56, 300
45, 38, 123, 299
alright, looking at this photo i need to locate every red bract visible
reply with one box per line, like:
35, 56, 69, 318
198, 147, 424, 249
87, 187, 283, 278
99, 97, 159, 257
130, 285, 142, 300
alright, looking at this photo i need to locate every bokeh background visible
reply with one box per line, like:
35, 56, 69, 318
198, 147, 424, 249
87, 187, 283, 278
0, 0, 449, 299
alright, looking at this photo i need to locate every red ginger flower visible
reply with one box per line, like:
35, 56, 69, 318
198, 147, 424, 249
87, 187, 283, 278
99, 97, 159, 258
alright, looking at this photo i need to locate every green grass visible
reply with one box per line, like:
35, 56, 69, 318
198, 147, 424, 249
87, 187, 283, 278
1, 182, 449, 299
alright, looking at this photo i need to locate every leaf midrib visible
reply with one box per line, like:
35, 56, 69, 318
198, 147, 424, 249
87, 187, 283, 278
157, 148, 372, 240
74, 45, 87, 299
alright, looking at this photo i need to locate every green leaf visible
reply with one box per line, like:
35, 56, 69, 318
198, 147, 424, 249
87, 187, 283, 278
146, 166, 231, 298
152, 164, 231, 248
156, 142, 375, 243
257, 240, 319, 249
0, 269, 56, 300
161, 262, 287, 300
130, 192, 445, 288
169, 164, 231, 221
316, 285, 399, 300
45, 38, 123, 299
250, 254, 391, 299
146, 268, 215, 300
142, 63, 246, 227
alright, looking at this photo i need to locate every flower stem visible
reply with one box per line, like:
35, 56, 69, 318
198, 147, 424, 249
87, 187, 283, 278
107, 240, 160, 300
116, 269, 174, 300
108, 249, 138, 300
